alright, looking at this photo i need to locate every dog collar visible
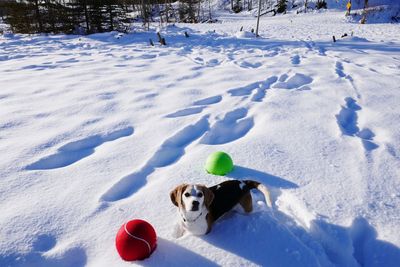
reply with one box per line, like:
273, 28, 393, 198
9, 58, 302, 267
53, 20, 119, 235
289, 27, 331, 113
181, 211, 203, 223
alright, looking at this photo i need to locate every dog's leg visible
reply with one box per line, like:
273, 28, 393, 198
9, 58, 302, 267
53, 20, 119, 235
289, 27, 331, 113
239, 192, 253, 213
172, 222, 185, 238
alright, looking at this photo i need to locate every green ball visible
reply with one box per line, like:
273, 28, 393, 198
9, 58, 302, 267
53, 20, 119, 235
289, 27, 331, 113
205, 151, 234, 176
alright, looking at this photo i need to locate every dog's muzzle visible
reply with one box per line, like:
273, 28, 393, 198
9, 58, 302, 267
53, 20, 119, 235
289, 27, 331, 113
191, 200, 200, 211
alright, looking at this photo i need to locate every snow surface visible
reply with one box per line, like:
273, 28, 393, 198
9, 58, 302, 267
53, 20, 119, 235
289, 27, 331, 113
1, 10, 400, 267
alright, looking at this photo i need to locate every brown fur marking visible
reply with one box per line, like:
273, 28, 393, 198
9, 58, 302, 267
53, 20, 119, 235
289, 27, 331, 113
239, 192, 253, 213
197, 185, 215, 208
170, 184, 188, 208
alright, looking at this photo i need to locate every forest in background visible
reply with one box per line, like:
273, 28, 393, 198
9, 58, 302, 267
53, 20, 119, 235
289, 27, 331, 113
0, 0, 390, 34
0, 0, 329, 34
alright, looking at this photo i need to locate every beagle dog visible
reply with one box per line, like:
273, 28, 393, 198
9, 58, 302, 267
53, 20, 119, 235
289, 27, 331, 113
170, 180, 272, 238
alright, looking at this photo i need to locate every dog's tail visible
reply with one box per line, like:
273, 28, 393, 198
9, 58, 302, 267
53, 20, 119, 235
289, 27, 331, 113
244, 180, 273, 208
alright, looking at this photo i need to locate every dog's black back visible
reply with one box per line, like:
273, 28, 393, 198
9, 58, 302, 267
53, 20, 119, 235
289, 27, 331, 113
208, 180, 260, 222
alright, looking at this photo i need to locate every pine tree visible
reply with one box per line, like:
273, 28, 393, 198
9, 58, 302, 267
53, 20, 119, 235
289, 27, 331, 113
276, 0, 287, 14
179, 0, 198, 23
316, 0, 327, 9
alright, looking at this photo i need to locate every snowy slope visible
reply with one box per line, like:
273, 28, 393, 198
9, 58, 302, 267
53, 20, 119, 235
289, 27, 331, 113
1, 10, 400, 267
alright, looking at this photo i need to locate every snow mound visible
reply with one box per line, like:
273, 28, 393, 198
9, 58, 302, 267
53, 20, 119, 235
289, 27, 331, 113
235, 30, 256, 38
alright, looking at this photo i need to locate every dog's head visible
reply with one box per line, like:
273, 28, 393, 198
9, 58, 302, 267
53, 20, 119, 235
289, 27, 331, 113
170, 184, 214, 213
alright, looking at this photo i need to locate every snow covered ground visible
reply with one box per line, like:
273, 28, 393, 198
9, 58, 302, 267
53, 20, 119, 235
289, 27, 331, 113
1, 10, 400, 267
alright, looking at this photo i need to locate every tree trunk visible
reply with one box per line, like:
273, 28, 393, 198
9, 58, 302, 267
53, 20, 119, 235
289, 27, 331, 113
34, 0, 43, 32
164, 0, 169, 23
109, 3, 113, 31
83, 0, 90, 33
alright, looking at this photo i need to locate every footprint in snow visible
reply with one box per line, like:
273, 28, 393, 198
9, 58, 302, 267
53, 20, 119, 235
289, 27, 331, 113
251, 76, 278, 102
100, 116, 209, 202
188, 55, 222, 68
336, 97, 378, 151
177, 71, 202, 82
55, 58, 79, 64
148, 74, 166, 81
336, 97, 361, 136
97, 92, 116, 100
228, 81, 263, 97
335, 61, 346, 78
193, 56, 204, 64
138, 54, 157, 60
166, 107, 205, 118
32, 234, 57, 252
349, 217, 400, 266
334, 62, 361, 98
278, 73, 289, 82
26, 127, 134, 170
357, 128, 379, 151
206, 58, 222, 67
0, 94, 11, 100
0, 235, 87, 267
20, 64, 59, 71
228, 76, 278, 98
193, 95, 222, 106
200, 108, 253, 145
291, 55, 300, 65
301, 40, 313, 51
272, 73, 313, 90
236, 60, 262, 69
318, 46, 327, 56
165, 95, 223, 118
276, 191, 400, 267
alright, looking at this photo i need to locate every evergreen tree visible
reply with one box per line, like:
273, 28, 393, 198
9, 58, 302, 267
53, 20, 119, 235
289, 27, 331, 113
316, 0, 327, 9
1, 0, 204, 34
179, 0, 198, 23
276, 0, 287, 14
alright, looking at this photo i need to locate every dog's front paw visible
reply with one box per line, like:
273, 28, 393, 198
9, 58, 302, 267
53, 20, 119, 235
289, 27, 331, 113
172, 223, 185, 239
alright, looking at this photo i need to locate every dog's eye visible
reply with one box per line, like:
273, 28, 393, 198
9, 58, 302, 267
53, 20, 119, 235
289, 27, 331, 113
197, 192, 203, 198
184, 193, 190, 197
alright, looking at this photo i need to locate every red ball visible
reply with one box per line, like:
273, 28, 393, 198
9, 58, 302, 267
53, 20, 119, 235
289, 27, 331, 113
115, 219, 157, 261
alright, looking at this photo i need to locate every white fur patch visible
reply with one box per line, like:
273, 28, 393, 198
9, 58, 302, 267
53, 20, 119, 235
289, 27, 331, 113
239, 181, 246, 190
182, 185, 205, 212
175, 184, 210, 236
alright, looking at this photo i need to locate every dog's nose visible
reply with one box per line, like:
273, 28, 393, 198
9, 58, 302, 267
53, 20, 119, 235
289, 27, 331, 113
191, 201, 199, 211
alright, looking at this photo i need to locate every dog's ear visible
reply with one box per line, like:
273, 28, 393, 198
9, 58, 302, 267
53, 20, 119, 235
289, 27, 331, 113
201, 186, 214, 208
170, 184, 188, 207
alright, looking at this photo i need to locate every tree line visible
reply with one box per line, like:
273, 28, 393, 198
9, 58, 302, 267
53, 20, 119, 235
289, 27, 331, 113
0, 0, 217, 34
0, 1, 332, 35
